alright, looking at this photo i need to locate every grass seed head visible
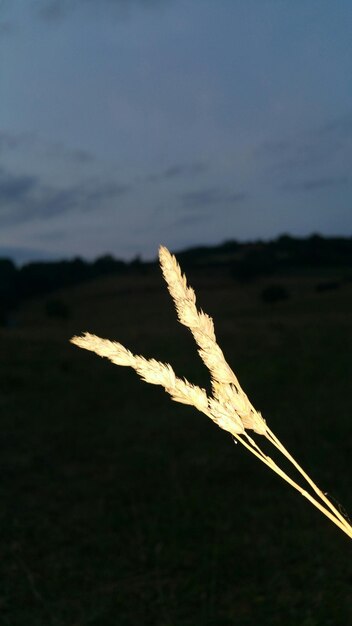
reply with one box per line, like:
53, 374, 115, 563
70, 246, 352, 539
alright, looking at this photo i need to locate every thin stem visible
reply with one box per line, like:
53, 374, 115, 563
234, 433, 352, 539
265, 427, 352, 536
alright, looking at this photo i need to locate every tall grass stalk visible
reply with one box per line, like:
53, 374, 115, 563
71, 246, 352, 540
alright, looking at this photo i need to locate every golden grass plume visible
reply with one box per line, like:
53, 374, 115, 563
71, 246, 352, 540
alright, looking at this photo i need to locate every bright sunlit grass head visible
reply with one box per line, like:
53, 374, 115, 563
71, 246, 352, 540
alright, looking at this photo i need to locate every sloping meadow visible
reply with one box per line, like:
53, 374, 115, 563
1, 261, 351, 625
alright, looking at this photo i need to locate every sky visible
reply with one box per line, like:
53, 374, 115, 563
1, 0, 352, 264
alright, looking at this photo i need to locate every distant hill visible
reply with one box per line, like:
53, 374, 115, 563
174, 235, 352, 283
1, 234, 352, 325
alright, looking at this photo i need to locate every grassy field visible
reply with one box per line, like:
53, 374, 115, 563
1, 263, 351, 625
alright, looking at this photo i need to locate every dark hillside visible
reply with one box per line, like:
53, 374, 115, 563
1, 258, 351, 624
2, 235, 352, 328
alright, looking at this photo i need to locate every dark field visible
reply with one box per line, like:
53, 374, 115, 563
1, 264, 352, 625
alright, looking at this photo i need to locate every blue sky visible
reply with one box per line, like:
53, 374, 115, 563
1, 0, 352, 263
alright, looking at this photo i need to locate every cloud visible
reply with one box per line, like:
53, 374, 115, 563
257, 112, 352, 173
180, 187, 246, 209
0, 131, 35, 152
146, 161, 207, 184
80, 180, 130, 204
281, 176, 349, 193
69, 149, 95, 163
32, 179, 130, 220
44, 143, 96, 164
172, 213, 205, 227
36, 229, 67, 242
0, 130, 96, 165
0, 167, 131, 225
0, 168, 38, 203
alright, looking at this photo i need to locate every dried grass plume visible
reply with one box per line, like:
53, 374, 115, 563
70, 246, 352, 540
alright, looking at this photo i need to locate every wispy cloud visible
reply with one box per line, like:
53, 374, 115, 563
180, 187, 246, 210
0, 167, 131, 225
281, 176, 349, 193
0, 131, 35, 152
0, 131, 96, 164
172, 213, 205, 227
44, 144, 95, 164
146, 161, 207, 184
257, 112, 352, 174
0, 168, 38, 204
36, 229, 67, 242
